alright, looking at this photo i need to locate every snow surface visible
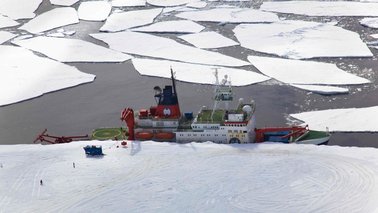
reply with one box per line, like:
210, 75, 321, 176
131, 20, 205, 33
291, 84, 349, 95
100, 8, 162, 32
132, 58, 270, 86
12, 36, 132, 63
0, 45, 95, 106
0, 15, 19, 29
112, 0, 146, 7
147, 0, 192, 7
1, 141, 378, 212
360, 18, 378, 29
234, 21, 373, 59
78, 1, 112, 21
91, 31, 249, 67
260, 1, 378, 17
290, 106, 378, 132
248, 56, 370, 85
0, 0, 42, 20
0, 31, 16, 44
179, 31, 239, 49
176, 8, 279, 23
19, 7, 79, 34
49, 0, 80, 6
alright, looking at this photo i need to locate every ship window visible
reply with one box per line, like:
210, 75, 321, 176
228, 130, 232, 133
207, 134, 210, 136
201, 134, 204, 137
243, 131, 247, 133
234, 130, 238, 133
194, 134, 197, 136
215, 134, 218, 136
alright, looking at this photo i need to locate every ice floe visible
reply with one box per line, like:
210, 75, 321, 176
234, 21, 373, 59
0, 15, 19, 29
132, 58, 270, 86
0, 31, 16, 44
147, 0, 191, 7
360, 18, 378, 29
290, 106, 378, 132
91, 31, 249, 67
19, 7, 79, 34
50, 0, 80, 6
186, 1, 207, 8
100, 8, 162, 32
0, 45, 95, 106
131, 20, 204, 33
291, 84, 349, 95
248, 56, 370, 85
260, 1, 378, 17
176, 8, 279, 23
0, 0, 42, 20
78, 1, 112, 21
179, 31, 239, 49
112, 0, 146, 6
12, 36, 132, 63
370, 34, 378, 39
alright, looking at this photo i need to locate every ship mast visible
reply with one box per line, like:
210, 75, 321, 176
211, 69, 233, 121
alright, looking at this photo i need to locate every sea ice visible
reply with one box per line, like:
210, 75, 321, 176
175, 8, 279, 23
370, 34, 378, 39
186, 1, 207, 8
0, 15, 19, 29
131, 20, 205, 33
132, 58, 270, 86
291, 84, 349, 95
12, 36, 132, 63
19, 7, 79, 34
290, 106, 378, 132
147, 0, 192, 7
112, 0, 146, 6
50, 0, 80, 6
0, 45, 95, 106
248, 56, 370, 85
260, 1, 378, 17
360, 18, 378, 29
179, 31, 239, 49
0, 0, 42, 20
234, 21, 373, 59
78, 1, 112, 21
91, 31, 249, 67
100, 8, 162, 32
0, 31, 16, 44
46, 32, 66, 37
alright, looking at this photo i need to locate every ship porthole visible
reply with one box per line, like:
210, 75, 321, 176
229, 137, 241, 144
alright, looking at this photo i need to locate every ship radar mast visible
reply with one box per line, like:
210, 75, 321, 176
211, 69, 233, 121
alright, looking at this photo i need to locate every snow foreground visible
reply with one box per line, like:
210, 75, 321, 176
1, 141, 378, 212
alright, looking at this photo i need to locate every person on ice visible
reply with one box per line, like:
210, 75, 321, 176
40, 179, 43, 186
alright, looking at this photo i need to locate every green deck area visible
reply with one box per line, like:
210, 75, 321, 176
196, 109, 225, 124
298, 130, 329, 141
92, 127, 127, 140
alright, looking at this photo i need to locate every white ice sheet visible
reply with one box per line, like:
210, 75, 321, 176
147, 0, 192, 7
12, 36, 132, 63
100, 8, 162, 32
50, 0, 80, 6
0, 15, 19, 29
370, 34, 378, 39
261, 1, 378, 17
78, 1, 112, 21
290, 106, 378, 132
248, 56, 370, 85
132, 58, 270, 86
186, 1, 207, 8
234, 21, 373, 59
91, 31, 249, 67
0, 31, 16, 44
112, 0, 146, 6
360, 18, 378, 29
0, 45, 95, 106
179, 31, 239, 48
176, 8, 279, 23
131, 20, 204, 33
0, 0, 42, 20
19, 7, 79, 34
291, 84, 349, 95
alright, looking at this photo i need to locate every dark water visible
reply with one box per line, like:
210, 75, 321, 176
1, 1, 378, 147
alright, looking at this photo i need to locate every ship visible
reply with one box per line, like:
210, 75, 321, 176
118, 69, 330, 145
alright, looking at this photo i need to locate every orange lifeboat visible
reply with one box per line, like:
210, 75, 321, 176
155, 132, 175, 140
135, 132, 153, 140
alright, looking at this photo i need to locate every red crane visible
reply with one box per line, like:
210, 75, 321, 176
120, 108, 135, 140
33, 129, 89, 144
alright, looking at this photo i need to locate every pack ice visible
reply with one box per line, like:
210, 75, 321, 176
50, 0, 80, 6
90, 31, 249, 67
0, 31, 16, 44
111, 0, 146, 7
19, 7, 79, 34
179, 31, 239, 49
0, 15, 19, 29
234, 21, 373, 59
78, 1, 112, 21
0, 45, 95, 106
131, 20, 205, 33
132, 58, 270, 86
360, 18, 378, 29
0, 0, 42, 20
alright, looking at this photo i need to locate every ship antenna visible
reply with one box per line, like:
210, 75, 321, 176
170, 66, 177, 96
